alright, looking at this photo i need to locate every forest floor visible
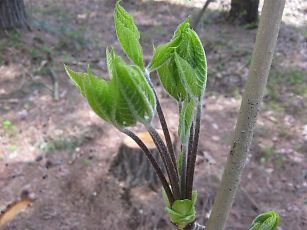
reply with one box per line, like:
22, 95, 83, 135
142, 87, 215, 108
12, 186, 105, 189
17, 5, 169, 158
0, 0, 307, 229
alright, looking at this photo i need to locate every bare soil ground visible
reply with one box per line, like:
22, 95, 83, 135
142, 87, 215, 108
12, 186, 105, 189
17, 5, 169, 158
0, 0, 307, 229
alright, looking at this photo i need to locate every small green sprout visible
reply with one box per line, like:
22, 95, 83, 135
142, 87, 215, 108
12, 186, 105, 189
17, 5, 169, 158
249, 211, 281, 230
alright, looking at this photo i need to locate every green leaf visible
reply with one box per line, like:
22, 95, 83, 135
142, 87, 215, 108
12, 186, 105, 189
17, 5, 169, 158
150, 18, 207, 102
172, 199, 193, 215
108, 51, 156, 125
114, 1, 144, 69
157, 57, 186, 101
173, 17, 190, 38
174, 53, 201, 100
248, 211, 280, 230
118, 64, 155, 122
175, 28, 207, 100
64, 65, 114, 124
178, 100, 195, 144
148, 38, 180, 72
64, 50, 155, 128
148, 18, 189, 72
106, 48, 115, 78
188, 30, 207, 94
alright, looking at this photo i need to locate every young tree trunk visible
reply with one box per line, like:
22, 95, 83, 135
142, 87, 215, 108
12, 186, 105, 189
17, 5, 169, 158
0, 0, 28, 30
230, 0, 259, 24
206, 0, 286, 229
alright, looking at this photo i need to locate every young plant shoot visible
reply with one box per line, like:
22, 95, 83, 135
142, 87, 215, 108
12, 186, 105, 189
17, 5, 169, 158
65, 1, 282, 229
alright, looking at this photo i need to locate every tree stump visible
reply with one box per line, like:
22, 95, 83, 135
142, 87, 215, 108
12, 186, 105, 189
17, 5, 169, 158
230, 0, 259, 24
0, 0, 28, 31
109, 130, 175, 191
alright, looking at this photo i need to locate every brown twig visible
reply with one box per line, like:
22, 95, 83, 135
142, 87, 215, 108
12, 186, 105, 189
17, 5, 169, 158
147, 126, 181, 200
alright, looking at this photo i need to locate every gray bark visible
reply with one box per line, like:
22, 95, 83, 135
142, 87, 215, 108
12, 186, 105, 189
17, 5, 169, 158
0, 0, 28, 30
230, 0, 259, 24
206, 0, 286, 229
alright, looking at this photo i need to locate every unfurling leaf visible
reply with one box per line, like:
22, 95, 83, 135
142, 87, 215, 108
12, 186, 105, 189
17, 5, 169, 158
148, 18, 189, 72
149, 18, 207, 102
178, 100, 195, 145
114, 1, 144, 69
165, 191, 197, 229
148, 38, 180, 72
157, 56, 187, 101
248, 211, 280, 230
64, 50, 155, 129
174, 53, 202, 100
64, 65, 114, 124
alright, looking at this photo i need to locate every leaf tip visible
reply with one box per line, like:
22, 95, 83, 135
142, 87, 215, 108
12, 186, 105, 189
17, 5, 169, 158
115, 0, 122, 7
